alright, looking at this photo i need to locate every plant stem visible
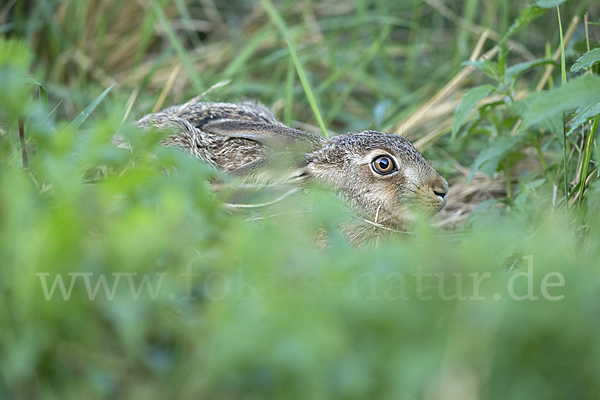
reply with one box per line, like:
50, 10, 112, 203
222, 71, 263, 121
556, 5, 568, 208
563, 113, 569, 206
529, 130, 550, 181
504, 162, 512, 200
18, 119, 29, 171
578, 115, 599, 209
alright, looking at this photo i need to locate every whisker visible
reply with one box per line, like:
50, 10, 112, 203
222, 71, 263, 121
358, 218, 414, 234
407, 181, 425, 193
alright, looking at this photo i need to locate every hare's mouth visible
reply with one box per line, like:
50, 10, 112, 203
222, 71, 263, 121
425, 201, 446, 216
399, 199, 446, 225
412, 189, 447, 216
431, 197, 447, 213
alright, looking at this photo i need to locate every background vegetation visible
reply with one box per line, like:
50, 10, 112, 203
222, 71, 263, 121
1, 0, 600, 398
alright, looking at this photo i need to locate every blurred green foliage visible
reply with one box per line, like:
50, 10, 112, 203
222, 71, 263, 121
1, 1, 600, 399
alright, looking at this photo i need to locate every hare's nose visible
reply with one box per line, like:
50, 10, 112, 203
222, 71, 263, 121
432, 188, 447, 200
432, 180, 448, 200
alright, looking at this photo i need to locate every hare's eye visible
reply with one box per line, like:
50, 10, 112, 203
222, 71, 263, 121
371, 155, 396, 175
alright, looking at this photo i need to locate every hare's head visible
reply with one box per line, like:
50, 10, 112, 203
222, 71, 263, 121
302, 131, 448, 229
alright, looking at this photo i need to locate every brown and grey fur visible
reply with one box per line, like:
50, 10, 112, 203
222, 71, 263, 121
137, 100, 448, 245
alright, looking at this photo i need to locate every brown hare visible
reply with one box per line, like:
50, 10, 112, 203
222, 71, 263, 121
137, 100, 448, 245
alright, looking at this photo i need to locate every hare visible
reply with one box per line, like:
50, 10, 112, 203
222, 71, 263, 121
137, 100, 448, 245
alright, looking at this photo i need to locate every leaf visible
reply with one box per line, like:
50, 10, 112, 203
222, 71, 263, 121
514, 178, 547, 207
517, 93, 567, 141
468, 135, 519, 181
68, 83, 116, 130
0, 40, 34, 122
505, 58, 557, 80
571, 48, 600, 72
23, 76, 48, 113
573, 39, 600, 54
568, 102, 600, 135
501, 6, 548, 44
510, 99, 529, 118
535, 0, 567, 8
0, 38, 32, 69
540, 113, 564, 140
522, 75, 600, 131
462, 59, 498, 79
452, 85, 494, 139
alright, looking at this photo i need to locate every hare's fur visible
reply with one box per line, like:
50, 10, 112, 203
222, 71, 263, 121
138, 100, 448, 244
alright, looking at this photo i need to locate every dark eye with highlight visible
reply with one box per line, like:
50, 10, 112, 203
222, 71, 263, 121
371, 155, 397, 175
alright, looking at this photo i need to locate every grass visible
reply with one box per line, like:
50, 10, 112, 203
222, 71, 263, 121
261, 0, 328, 137
1, 0, 600, 399
557, 3, 569, 206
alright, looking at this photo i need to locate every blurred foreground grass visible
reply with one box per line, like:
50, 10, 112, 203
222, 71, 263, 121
2, 0, 600, 399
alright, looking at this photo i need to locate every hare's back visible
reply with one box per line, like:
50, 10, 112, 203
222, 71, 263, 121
158, 101, 282, 129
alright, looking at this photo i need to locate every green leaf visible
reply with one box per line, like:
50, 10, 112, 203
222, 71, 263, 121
452, 84, 494, 139
573, 39, 600, 54
540, 112, 564, 140
469, 135, 519, 181
23, 77, 48, 114
462, 59, 498, 79
568, 102, 600, 135
571, 48, 600, 72
68, 83, 116, 130
0, 40, 34, 122
518, 91, 569, 140
501, 6, 548, 44
0, 38, 32, 69
522, 75, 600, 131
535, 0, 567, 8
497, 45, 508, 78
505, 58, 557, 80
514, 178, 547, 207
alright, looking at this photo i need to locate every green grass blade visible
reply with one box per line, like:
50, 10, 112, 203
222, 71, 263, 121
316, 24, 392, 94
135, 3, 160, 64
323, 26, 393, 126
285, 55, 295, 124
556, 2, 568, 206
261, 0, 328, 138
221, 28, 270, 79
68, 83, 115, 129
151, 0, 204, 93
39, 101, 63, 127
172, 0, 202, 48
577, 115, 598, 207
557, 5, 566, 85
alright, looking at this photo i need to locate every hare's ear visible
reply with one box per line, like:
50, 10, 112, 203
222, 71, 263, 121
202, 120, 325, 153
